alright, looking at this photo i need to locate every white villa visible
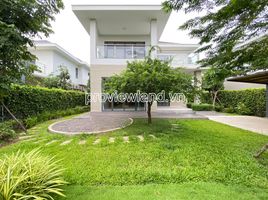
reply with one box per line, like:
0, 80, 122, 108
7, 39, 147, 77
29, 40, 90, 88
72, 4, 202, 112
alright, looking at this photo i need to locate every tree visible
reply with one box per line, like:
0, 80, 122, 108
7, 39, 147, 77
202, 68, 229, 107
43, 75, 60, 89
105, 58, 193, 124
57, 66, 71, 90
163, 0, 268, 74
0, 0, 64, 99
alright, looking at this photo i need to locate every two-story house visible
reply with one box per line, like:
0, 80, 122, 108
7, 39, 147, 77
29, 40, 90, 88
72, 4, 201, 112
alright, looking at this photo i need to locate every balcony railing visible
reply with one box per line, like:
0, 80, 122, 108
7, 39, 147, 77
96, 44, 199, 66
157, 53, 199, 65
97, 44, 148, 59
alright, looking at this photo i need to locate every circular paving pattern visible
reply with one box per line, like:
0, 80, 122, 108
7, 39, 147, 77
48, 113, 133, 135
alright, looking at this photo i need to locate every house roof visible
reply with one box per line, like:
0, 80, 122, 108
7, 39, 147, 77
30, 40, 90, 69
72, 4, 171, 40
227, 70, 268, 84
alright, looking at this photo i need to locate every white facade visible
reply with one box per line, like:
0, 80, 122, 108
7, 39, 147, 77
72, 4, 200, 112
29, 41, 90, 86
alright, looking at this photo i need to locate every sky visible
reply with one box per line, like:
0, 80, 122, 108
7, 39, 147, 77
44, 0, 199, 63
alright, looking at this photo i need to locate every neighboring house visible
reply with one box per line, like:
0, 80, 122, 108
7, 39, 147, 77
72, 4, 201, 112
29, 40, 90, 88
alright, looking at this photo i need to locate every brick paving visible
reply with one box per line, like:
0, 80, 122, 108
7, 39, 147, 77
49, 108, 207, 135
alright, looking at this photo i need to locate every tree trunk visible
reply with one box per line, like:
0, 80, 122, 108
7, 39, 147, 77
147, 101, 152, 124
212, 91, 218, 107
254, 143, 268, 158
1, 101, 27, 134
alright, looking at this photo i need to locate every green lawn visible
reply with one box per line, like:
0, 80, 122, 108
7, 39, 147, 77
0, 118, 268, 199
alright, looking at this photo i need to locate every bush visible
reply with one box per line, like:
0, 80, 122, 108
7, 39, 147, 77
236, 102, 252, 115
223, 107, 235, 113
0, 122, 17, 142
0, 149, 67, 199
186, 103, 192, 108
214, 105, 224, 112
218, 88, 265, 117
191, 104, 214, 111
3, 84, 85, 119
24, 106, 89, 129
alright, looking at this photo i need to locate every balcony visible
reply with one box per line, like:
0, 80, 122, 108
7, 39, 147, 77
97, 44, 148, 59
157, 53, 199, 66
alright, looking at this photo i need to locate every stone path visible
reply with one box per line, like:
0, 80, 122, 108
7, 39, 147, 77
19, 134, 158, 147
45, 140, 58, 146
93, 138, 101, 145
109, 137, 115, 143
79, 140, 86, 145
60, 139, 73, 146
48, 110, 207, 135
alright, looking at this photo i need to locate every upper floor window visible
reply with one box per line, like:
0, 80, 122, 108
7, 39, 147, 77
75, 68, 79, 79
102, 41, 146, 59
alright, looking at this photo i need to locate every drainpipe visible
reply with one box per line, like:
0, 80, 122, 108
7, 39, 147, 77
266, 84, 268, 118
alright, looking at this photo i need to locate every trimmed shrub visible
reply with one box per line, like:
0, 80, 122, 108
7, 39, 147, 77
0, 122, 17, 142
191, 104, 214, 111
186, 103, 192, 108
218, 88, 265, 117
3, 84, 85, 119
214, 105, 224, 112
223, 107, 235, 113
0, 149, 67, 199
24, 106, 89, 129
235, 102, 252, 115
200, 91, 212, 104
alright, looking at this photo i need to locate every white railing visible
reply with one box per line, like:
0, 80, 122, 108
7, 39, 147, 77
157, 53, 199, 66
97, 44, 150, 59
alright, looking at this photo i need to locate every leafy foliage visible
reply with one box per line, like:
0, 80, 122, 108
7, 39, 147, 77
105, 58, 193, 123
57, 66, 72, 90
202, 68, 229, 106
218, 88, 265, 117
43, 75, 60, 89
191, 103, 214, 111
0, 149, 66, 200
163, 0, 268, 73
3, 85, 85, 119
0, 123, 16, 142
0, 0, 64, 99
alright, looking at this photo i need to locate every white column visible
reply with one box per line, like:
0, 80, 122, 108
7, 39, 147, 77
90, 19, 97, 64
150, 19, 158, 58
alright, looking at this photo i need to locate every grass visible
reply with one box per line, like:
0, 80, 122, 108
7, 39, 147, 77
0, 117, 268, 199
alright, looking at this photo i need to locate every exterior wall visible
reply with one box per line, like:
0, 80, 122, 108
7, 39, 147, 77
30, 49, 89, 86
53, 51, 80, 85
224, 81, 265, 90
90, 64, 127, 112
30, 50, 54, 76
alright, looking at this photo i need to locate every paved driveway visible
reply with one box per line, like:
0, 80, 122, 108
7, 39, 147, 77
197, 111, 268, 136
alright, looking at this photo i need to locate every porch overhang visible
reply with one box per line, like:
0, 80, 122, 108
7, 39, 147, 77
72, 4, 171, 40
227, 70, 268, 117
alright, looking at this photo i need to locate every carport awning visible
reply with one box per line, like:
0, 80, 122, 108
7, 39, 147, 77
227, 70, 268, 117
227, 70, 268, 84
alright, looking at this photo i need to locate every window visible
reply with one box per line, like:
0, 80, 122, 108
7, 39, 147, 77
104, 41, 146, 59
75, 68, 79, 79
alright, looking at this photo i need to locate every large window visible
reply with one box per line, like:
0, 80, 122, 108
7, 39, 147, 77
104, 41, 146, 59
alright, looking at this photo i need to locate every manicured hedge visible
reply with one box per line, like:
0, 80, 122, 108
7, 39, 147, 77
191, 104, 214, 111
3, 85, 86, 119
218, 88, 265, 117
